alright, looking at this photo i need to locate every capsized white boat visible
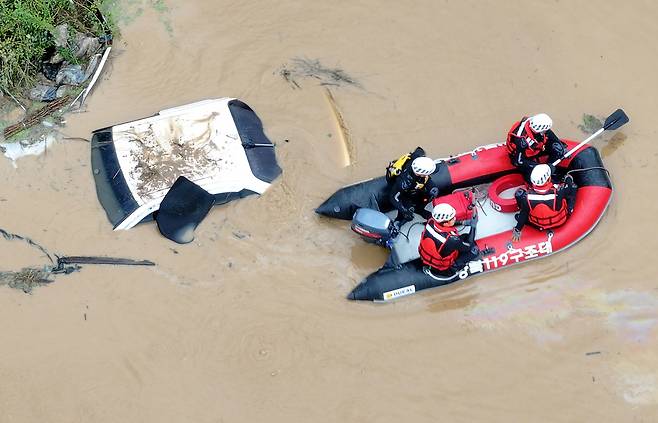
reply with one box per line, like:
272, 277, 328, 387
91, 98, 281, 230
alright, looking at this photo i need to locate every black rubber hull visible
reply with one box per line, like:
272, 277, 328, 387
315, 161, 454, 220
348, 261, 459, 301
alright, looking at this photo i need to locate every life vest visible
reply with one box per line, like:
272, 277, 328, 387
386, 153, 412, 182
526, 186, 568, 229
418, 220, 460, 271
506, 118, 548, 159
386, 147, 427, 183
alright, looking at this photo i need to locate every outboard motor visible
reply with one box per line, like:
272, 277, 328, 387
351, 208, 395, 247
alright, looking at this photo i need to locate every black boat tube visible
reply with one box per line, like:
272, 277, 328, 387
316, 161, 453, 220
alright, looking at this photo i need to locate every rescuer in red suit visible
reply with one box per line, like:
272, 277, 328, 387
419, 203, 479, 275
512, 164, 577, 242
506, 113, 568, 181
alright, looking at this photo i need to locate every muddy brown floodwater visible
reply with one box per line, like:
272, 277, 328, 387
2, 1, 658, 422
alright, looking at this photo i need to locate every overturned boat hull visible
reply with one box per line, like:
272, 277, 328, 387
91, 98, 281, 230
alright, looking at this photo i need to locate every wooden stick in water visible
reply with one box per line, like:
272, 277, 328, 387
324, 88, 353, 167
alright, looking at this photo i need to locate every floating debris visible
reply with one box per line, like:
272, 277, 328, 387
0, 267, 54, 293
232, 230, 250, 240
324, 88, 354, 167
2, 95, 71, 139
0, 131, 59, 164
126, 115, 224, 199
279, 58, 362, 90
578, 114, 604, 134
0, 228, 56, 264
56, 256, 155, 267
0, 227, 155, 293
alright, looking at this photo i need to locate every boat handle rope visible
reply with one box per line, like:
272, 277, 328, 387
563, 166, 610, 179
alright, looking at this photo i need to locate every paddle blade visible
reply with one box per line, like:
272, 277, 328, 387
603, 108, 629, 130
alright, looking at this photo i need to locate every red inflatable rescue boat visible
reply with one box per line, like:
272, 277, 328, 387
317, 140, 614, 301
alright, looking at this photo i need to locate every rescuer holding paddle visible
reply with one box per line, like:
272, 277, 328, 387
506, 113, 567, 181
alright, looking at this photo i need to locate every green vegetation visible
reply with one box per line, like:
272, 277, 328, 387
0, 0, 114, 93
578, 113, 603, 135
0, 0, 172, 143
82, 0, 172, 36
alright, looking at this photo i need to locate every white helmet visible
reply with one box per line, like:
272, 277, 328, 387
530, 164, 552, 187
432, 203, 456, 223
529, 113, 552, 133
411, 157, 436, 176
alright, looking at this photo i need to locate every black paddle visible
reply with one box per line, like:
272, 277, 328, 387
553, 108, 629, 166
